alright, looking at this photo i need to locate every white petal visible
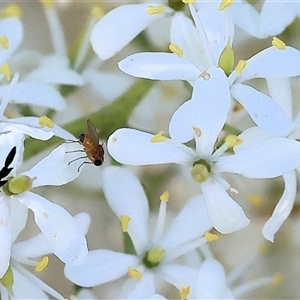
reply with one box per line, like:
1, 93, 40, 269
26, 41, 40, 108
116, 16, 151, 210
64, 249, 138, 287
231, 83, 293, 136
118, 52, 200, 81
171, 12, 208, 71
231, 1, 267, 38
195, 258, 234, 299
102, 166, 149, 254
192, 68, 230, 156
91, 3, 170, 61
263, 171, 297, 242
108, 128, 192, 166
201, 178, 250, 234
169, 100, 194, 143
260, 1, 296, 36
126, 272, 156, 299
160, 194, 212, 251
239, 46, 300, 81
0, 18, 23, 65
17, 192, 88, 265
10, 197, 28, 243
217, 138, 300, 178
0, 197, 11, 278
0, 82, 66, 110
0, 123, 54, 141
22, 143, 81, 187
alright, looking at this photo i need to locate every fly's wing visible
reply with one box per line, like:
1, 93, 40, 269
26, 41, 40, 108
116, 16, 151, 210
87, 119, 100, 147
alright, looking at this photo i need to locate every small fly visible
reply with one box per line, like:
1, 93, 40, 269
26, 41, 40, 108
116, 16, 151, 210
67, 119, 104, 171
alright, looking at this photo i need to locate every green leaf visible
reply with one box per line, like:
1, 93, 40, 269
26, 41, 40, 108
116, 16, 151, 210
24, 79, 155, 160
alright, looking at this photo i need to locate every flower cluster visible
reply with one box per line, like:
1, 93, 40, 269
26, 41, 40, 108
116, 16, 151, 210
1, 0, 300, 299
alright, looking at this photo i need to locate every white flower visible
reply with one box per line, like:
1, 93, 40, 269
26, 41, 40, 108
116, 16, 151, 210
0, 212, 90, 299
107, 68, 300, 234
64, 166, 212, 298
0, 131, 89, 278
90, 2, 172, 61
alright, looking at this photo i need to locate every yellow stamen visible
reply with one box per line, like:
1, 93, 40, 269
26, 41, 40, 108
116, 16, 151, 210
40, 0, 55, 9
0, 4, 22, 18
272, 272, 283, 286
248, 194, 263, 206
35, 256, 49, 272
0, 63, 12, 81
180, 286, 191, 300
146, 6, 166, 15
272, 37, 286, 50
91, 5, 105, 19
38, 115, 54, 128
0, 36, 9, 50
128, 267, 142, 279
258, 243, 268, 255
121, 215, 131, 232
219, 0, 234, 11
235, 59, 247, 75
169, 43, 183, 57
182, 0, 196, 4
225, 134, 243, 148
204, 231, 219, 242
160, 191, 169, 202
150, 131, 167, 143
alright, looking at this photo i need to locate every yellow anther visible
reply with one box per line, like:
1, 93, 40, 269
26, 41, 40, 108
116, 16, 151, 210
121, 215, 131, 232
169, 43, 183, 58
40, 0, 55, 9
180, 286, 191, 300
0, 36, 9, 50
204, 231, 219, 242
38, 115, 54, 128
272, 37, 286, 50
91, 5, 105, 19
0, 4, 22, 18
248, 194, 263, 206
225, 134, 243, 148
146, 6, 166, 15
219, 0, 234, 11
35, 256, 49, 272
160, 191, 169, 202
182, 0, 196, 4
128, 267, 142, 280
150, 131, 167, 143
258, 243, 268, 255
272, 272, 283, 286
235, 59, 247, 75
0, 63, 12, 81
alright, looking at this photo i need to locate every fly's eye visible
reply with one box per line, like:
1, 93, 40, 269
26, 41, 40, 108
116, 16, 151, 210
94, 159, 103, 166
79, 134, 85, 143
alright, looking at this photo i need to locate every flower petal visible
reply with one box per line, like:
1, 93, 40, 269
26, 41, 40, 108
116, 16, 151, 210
107, 128, 192, 166
102, 166, 149, 254
10, 197, 28, 243
118, 52, 200, 81
0, 82, 66, 110
0, 197, 11, 278
201, 178, 250, 234
217, 138, 300, 178
192, 67, 230, 156
91, 3, 170, 61
239, 46, 300, 81
22, 143, 81, 187
17, 192, 88, 265
169, 100, 194, 143
160, 194, 212, 251
231, 83, 293, 136
262, 171, 297, 242
64, 249, 138, 287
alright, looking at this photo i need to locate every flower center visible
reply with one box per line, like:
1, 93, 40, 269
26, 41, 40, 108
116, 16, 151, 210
142, 247, 165, 268
191, 159, 211, 183
3, 175, 34, 196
